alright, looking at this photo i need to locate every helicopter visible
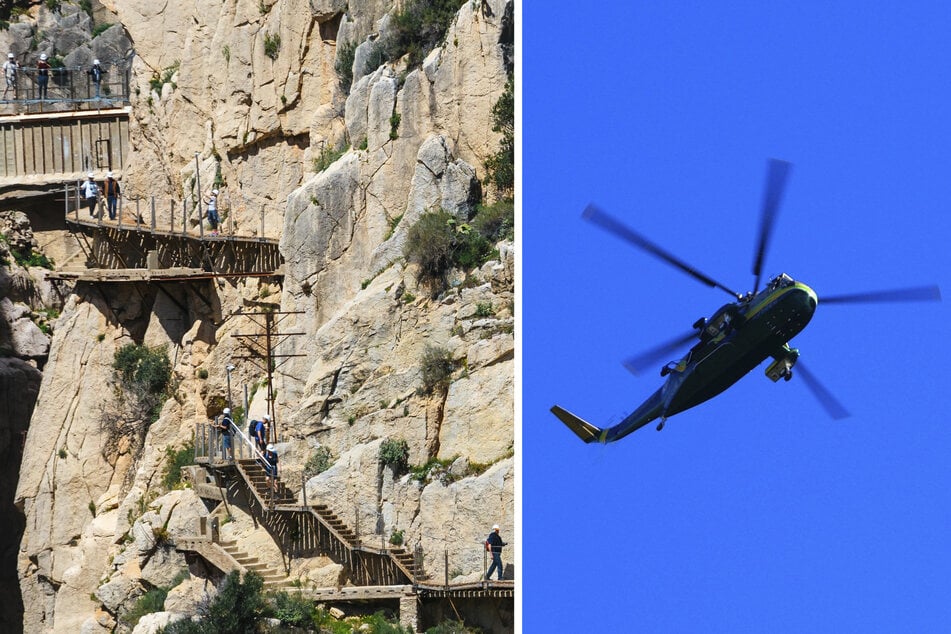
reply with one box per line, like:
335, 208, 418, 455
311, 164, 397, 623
551, 159, 941, 444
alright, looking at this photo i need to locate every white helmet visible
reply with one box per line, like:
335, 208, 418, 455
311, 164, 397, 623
40, 53, 47, 61
212, 189, 218, 195
266, 444, 275, 452
106, 170, 113, 178
223, 407, 231, 414
87, 172, 94, 178
7, 53, 13, 59
93, 59, 100, 65
263, 414, 271, 422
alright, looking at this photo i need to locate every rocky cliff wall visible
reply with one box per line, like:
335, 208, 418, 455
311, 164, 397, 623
13, 0, 513, 631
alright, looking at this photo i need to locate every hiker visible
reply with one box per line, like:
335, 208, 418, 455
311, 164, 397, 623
251, 414, 270, 452
3, 53, 18, 99
204, 189, 219, 234
88, 59, 103, 98
81, 173, 99, 218
262, 443, 279, 494
36, 53, 50, 100
485, 524, 507, 581
104, 171, 120, 220
216, 407, 233, 460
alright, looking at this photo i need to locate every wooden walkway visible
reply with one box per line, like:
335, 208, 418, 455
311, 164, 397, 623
59, 209, 281, 278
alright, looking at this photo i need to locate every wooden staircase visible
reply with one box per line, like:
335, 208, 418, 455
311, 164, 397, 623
235, 458, 296, 507
219, 540, 290, 588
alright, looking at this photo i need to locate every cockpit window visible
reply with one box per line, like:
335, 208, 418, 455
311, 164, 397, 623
767, 273, 794, 291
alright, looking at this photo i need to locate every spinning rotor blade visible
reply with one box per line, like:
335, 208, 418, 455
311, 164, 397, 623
583, 204, 740, 298
821, 285, 941, 305
795, 361, 849, 420
622, 330, 697, 376
751, 159, 792, 296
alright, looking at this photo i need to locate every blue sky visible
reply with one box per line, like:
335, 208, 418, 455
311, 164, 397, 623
522, 4, 951, 632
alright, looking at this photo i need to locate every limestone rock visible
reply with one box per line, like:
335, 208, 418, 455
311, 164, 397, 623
163, 576, 216, 615
132, 611, 187, 634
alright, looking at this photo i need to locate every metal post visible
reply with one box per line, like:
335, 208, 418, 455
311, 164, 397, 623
136, 198, 141, 230
182, 200, 187, 236
64, 184, 69, 219
226, 364, 235, 411
151, 196, 156, 232
195, 153, 203, 240
445, 549, 449, 590
301, 474, 307, 509
170, 198, 174, 233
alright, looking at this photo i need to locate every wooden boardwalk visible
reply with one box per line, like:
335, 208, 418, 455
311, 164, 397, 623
59, 208, 281, 278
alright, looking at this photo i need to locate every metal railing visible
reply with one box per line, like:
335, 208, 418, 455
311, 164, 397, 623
195, 419, 272, 465
64, 183, 273, 242
1, 63, 131, 109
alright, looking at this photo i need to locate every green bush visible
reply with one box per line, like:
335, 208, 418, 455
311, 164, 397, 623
264, 32, 281, 60
122, 587, 168, 628
389, 529, 404, 546
92, 22, 113, 38
161, 442, 194, 490
472, 199, 514, 243
384, 0, 466, 69
335, 40, 357, 92
164, 571, 268, 634
484, 78, 514, 196
114, 344, 172, 396
314, 143, 347, 172
45, 0, 61, 13
303, 446, 334, 479
420, 344, 454, 393
390, 112, 401, 140
379, 438, 409, 475
269, 590, 313, 627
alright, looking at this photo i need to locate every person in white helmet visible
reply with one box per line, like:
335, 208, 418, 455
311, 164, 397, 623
204, 188, 220, 234
3, 53, 19, 99
88, 58, 103, 98
262, 443, 279, 494
216, 407, 234, 460
36, 53, 50, 99
81, 172, 99, 218
104, 170, 120, 220
485, 524, 507, 581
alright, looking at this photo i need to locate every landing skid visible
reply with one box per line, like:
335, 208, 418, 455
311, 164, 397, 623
656, 417, 667, 431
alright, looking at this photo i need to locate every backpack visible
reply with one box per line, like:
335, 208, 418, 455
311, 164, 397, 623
249, 419, 258, 439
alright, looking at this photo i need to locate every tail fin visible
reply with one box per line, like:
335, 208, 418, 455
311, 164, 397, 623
550, 405, 607, 444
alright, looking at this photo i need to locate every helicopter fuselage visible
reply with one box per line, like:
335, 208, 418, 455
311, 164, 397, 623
663, 278, 818, 417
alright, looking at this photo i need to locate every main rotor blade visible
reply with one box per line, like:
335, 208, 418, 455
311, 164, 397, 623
583, 204, 740, 298
821, 285, 941, 305
795, 361, 849, 420
622, 330, 697, 376
751, 159, 792, 296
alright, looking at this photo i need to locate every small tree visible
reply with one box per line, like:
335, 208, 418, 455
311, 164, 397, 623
379, 438, 410, 476
420, 344, 454, 394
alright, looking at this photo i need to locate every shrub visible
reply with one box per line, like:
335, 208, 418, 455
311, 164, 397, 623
384, 0, 466, 69
114, 344, 171, 396
484, 78, 514, 196
196, 368, 209, 379
335, 40, 357, 93
122, 587, 168, 628
45, 0, 61, 12
474, 302, 494, 318
389, 112, 401, 140
264, 32, 281, 60
303, 446, 333, 479
313, 143, 346, 172
472, 199, 514, 243
420, 344, 454, 394
269, 590, 313, 627
92, 22, 113, 38
162, 442, 194, 490
425, 621, 482, 634
165, 571, 268, 633
389, 529, 404, 546
379, 438, 409, 475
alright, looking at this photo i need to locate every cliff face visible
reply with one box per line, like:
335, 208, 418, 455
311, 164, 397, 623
13, 0, 513, 631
